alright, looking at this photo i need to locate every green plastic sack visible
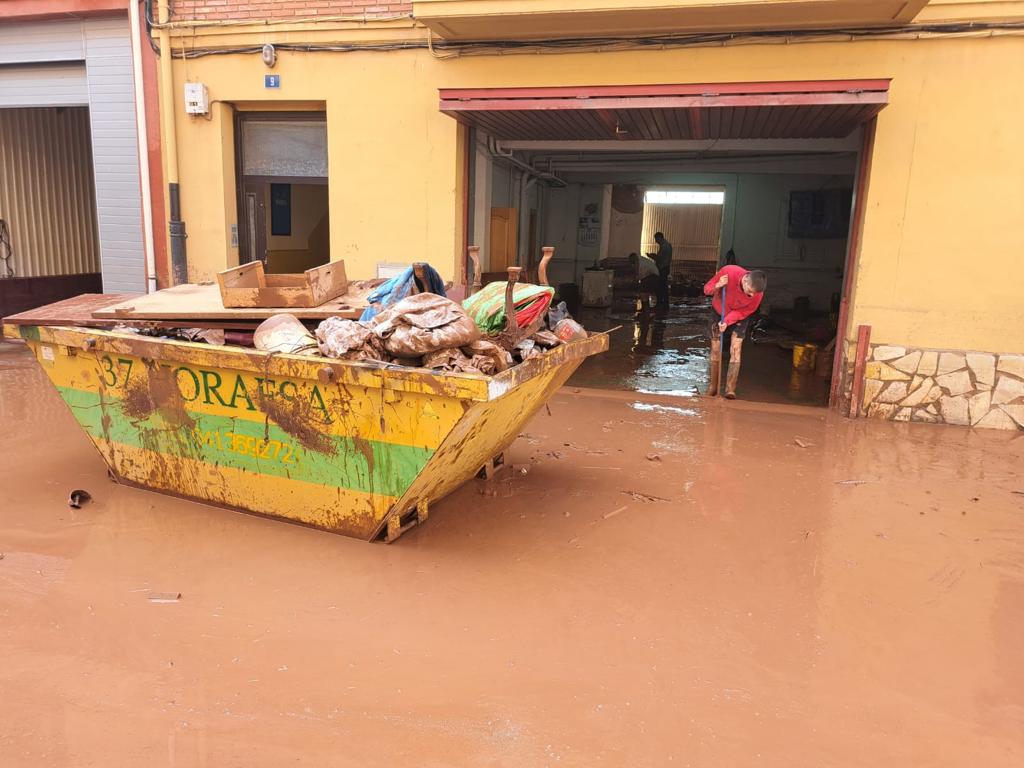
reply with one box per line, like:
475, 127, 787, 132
462, 282, 555, 335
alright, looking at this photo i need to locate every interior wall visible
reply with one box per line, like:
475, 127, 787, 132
607, 205, 644, 260
263, 183, 329, 252
726, 173, 852, 313
491, 162, 513, 209
549, 171, 853, 311
472, 139, 492, 271
541, 182, 605, 285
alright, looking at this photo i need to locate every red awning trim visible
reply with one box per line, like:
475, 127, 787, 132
440, 79, 891, 102
439, 80, 890, 141
442, 91, 887, 113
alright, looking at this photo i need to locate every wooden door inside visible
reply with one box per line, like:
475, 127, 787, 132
240, 181, 267, 265
489, 207, 517, 271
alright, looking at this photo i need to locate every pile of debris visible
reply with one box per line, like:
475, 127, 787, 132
98, 256, 591, 378
251, 290, 588, 377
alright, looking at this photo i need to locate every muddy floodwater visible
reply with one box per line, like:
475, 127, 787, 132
2, 339, 1023, 766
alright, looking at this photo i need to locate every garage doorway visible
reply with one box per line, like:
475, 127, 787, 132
444, 81, 882, 407
235, 113, 330, 273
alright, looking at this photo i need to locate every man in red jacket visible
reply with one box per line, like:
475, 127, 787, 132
703, 264, 767, 398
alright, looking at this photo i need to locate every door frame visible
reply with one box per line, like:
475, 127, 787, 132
233, 111, 328, 265
828, 118, 877, 409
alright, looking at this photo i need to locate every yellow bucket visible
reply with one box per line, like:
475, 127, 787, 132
792, 343, 818, 371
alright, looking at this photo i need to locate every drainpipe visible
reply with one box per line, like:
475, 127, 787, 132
157, 0, 187, 284
487, 137, 566, 187
129, 0, 156, 293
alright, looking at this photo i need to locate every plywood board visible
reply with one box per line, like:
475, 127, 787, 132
92, 281, 382, 322
2, 294, 258, 331
3, 294, 143, 327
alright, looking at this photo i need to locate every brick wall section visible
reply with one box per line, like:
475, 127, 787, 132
170, 0, 413, 22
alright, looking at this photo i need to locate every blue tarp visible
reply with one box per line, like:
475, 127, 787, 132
359, 265, 447, 322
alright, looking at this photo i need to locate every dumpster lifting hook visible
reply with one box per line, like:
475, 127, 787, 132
317, 365, 335, 384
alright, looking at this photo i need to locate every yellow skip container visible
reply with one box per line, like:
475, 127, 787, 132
4, 320, 608, 542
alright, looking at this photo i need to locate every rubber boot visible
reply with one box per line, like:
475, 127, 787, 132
723, 361, 741, 399
707, 334, 722, 396
707, 355, 722, 397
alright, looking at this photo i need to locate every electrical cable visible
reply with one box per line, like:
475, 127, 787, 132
155, 20, 1024, 59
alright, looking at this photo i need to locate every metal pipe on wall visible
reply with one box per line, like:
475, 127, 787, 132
129, 0, 156, 293
157, 0, 187, 285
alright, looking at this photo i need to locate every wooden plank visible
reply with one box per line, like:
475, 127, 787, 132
92, 281, 382, 322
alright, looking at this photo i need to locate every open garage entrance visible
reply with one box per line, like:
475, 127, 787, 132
445, 81, 883, 407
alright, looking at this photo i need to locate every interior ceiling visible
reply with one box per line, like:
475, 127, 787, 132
442, 80, 889, 142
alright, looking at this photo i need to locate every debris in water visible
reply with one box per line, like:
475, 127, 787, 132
68, 489, 92, 509
794, 438, 813, 449
148, 592, 182, 603
836, 479, 871, 485
547, 451, 565, 460
603, 506, 628, 519
545, 404, 553, 417
646, 453, 662, 462
623, 490, 670, 503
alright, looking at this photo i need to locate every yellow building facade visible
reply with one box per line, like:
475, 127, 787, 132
153, 0, 1024, 429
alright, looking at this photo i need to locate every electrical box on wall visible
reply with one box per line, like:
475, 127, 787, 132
184, 82, 209, 115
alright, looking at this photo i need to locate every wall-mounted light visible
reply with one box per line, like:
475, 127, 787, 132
261, 44, 276, 68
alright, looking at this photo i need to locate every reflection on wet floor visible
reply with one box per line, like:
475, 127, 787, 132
570, 297, 832, 406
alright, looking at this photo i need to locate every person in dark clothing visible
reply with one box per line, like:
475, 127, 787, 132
650, 232, 673, 307
629, 252, 660, 311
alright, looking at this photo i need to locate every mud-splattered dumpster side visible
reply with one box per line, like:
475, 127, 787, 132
2, 322, 608, 541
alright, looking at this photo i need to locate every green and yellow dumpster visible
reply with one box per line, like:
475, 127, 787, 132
3, 319, 607, 541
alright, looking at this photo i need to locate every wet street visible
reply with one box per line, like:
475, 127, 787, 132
2, 338, 1023, 766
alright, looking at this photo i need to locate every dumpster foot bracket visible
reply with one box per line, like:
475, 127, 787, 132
478, 452, 506, 480
384, 499, 430, 544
